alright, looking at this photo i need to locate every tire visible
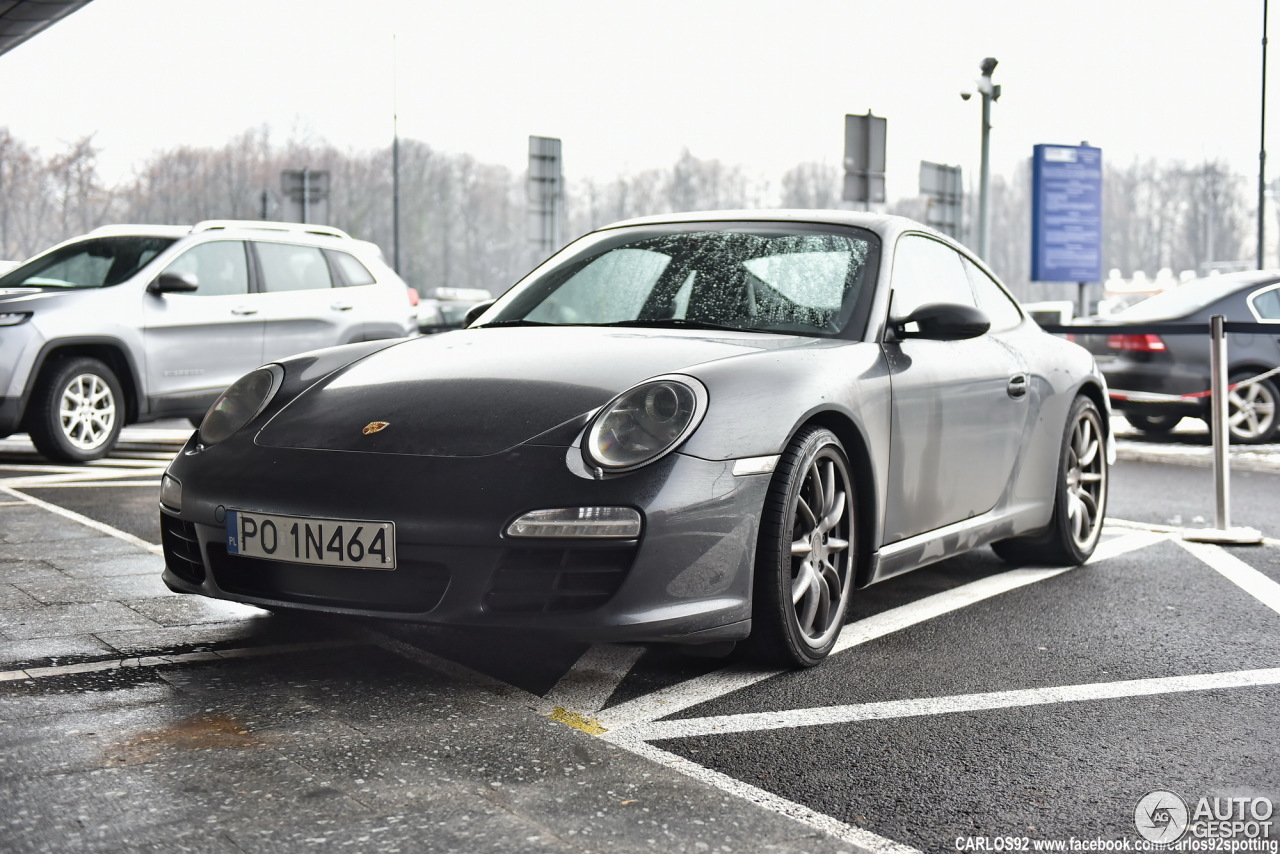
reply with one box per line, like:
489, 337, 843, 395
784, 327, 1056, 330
748, 426, 856, 668
1123, 412, 1182, 435
27, 357, 125, 463
993, 395, 1109, 566
1224, 372, 1279, 444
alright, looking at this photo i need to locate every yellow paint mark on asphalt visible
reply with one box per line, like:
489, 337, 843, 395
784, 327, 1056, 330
548, 706, 608, 735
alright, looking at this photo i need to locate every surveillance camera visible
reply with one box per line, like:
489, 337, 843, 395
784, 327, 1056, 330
960, 91, 972, 101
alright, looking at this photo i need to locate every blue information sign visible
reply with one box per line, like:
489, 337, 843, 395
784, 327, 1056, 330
1031, 144, 1102, 282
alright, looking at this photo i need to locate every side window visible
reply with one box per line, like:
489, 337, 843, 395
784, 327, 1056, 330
963, 257, 1023, 332
255, 243, 334, 293
328, 250, 376, 286
890, 234, 975, 318
1250, 285, 1280, 320
161, 241, 249, 297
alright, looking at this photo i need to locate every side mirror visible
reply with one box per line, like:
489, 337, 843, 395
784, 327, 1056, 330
890, 302, 990, 341
149, 271, 199, 294
463, 300, 496, 327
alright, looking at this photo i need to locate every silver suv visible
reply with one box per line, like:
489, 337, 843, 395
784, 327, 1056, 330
0, 221, 417, 462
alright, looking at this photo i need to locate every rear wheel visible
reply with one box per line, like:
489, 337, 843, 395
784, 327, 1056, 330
1123, 412, 1182, 435
993, 395, 1108, 566
748, 426, 855, 668
1223, 372, 1279, 444
27, 357, 125, 463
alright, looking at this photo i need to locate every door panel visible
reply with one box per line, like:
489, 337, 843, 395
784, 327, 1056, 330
142, 240, 263, 405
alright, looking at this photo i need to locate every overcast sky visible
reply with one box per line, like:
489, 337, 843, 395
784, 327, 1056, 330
0, 0, 1274, 200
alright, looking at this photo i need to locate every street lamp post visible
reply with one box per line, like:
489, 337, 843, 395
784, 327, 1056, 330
963, 57, 1001, 261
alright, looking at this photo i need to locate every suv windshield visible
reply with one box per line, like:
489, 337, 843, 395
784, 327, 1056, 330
481, 224, 879, 337
0, 236, 176, 290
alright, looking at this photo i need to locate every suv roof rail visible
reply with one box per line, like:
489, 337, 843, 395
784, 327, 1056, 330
190, 220, 352, 239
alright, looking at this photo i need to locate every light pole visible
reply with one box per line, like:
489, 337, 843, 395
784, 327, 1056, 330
962, 57, 1001, 261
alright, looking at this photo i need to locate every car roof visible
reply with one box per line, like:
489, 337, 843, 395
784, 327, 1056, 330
87, 221, 353, 242
1116, 269, 1280, 320
599, 208, 954, 244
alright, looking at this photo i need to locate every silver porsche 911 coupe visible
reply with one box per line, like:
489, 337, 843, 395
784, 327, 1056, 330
159, 211, 1112, 667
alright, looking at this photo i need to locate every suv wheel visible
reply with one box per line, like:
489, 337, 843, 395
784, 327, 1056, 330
28, 357, 125, 463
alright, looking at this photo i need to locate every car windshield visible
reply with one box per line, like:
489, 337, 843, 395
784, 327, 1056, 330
0, 236, 176, 290
1115, 274, 1264, 320
480, 223, 879, 337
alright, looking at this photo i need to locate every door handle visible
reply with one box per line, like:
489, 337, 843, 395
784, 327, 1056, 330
231, 307, 258, 316
331, 302, 354, 311
1007, 373, 1028, 399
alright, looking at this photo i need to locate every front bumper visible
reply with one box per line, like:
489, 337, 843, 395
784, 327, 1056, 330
160, 435, 773, 644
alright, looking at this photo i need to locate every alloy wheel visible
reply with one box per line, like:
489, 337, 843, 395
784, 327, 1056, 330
1065, 406, 1106, 550
58, 372, 118, 451
787, 449, 853, 650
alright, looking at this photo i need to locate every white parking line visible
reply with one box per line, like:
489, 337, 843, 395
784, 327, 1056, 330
0, 640, 360, 683
1177, 538, 1280, 616
0, 485, 163, 555
542, 643, 647, 715
609, 736, 924, 854
595, 529, 1170, 732
627, 667, 1280, 741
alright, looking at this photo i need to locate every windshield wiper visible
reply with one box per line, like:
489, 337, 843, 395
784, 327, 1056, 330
596, 318, 748, 333
474, 319, 560, 328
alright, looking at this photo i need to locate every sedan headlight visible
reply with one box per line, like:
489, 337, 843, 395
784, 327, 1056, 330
583, 375, 707, 473
198, 365, 284, 446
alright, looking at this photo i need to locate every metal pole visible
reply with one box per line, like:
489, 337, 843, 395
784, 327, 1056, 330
302, 166, 310, 224
392, 34, 401, 275
1184, 315, 1262, 544
1210, 314, 1231, 530
978, 87, 992, 260
1259, 0, 1269, 269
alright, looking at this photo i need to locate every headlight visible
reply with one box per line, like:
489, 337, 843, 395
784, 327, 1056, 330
0, 312, 32, 327
583, 376, 707, 472
198, 365, 284, 446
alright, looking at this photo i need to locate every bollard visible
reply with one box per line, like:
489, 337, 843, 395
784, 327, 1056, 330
1183, 315, 1263, 545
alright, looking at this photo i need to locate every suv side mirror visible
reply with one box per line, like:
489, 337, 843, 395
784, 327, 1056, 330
890, 302, 990, 341
149, 271, 199, 294
463, 300, 496, 327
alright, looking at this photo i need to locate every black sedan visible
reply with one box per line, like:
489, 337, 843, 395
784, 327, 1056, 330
1085, 270, 1280, 443
159, 211, 1111, 667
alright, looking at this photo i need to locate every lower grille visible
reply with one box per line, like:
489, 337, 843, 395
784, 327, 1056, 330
161, 514, 205, 584
484, 546, 637, 613
207, 545, 450, 613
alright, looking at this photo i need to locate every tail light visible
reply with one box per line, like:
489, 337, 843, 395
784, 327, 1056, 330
406, 287, 420, 306
1107, 333, 1166, 352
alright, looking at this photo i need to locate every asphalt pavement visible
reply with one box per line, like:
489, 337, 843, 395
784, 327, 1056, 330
0, 422, 1278, 853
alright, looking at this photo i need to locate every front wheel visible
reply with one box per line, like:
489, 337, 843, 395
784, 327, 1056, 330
993, 395, 1109, 566
27, 357, 125, 463
748, 426, 856, 668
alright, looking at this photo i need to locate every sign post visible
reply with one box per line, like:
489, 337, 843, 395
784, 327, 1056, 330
842, 112, 887, 207
1031, 144, 1102, 316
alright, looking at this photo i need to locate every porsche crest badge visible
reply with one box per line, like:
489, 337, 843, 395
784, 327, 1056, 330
362, 421, 390, 435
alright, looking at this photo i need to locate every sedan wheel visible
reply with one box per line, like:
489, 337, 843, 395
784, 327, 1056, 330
994, 395, 1108, 566
1225, 373, 1279, 444
749, 426, 855, 667
27, 357, 125, 463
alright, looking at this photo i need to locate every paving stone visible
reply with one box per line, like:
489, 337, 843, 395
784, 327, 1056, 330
124, 595, 267, 627
0, 636, 117, 670
13, 573, 172, 605
0, 602, 161, 640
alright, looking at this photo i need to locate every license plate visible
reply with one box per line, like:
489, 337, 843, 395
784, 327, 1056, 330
226, 510, 395, 570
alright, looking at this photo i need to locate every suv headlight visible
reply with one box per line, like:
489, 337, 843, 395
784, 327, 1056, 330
198, 365, 284, 446
582, 376, 708, 473
0, 312, 32, 327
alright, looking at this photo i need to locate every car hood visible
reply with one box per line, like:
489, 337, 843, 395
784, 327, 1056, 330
255, 325, 815, 457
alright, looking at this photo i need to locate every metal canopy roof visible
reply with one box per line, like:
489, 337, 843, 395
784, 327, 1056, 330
0, 0, 94, 58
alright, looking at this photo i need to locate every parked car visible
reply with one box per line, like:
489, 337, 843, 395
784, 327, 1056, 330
415, 286, 493, 333
159, 211, 1111, 667
0, 220, 417, 462
1082, 270, 1280, 443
